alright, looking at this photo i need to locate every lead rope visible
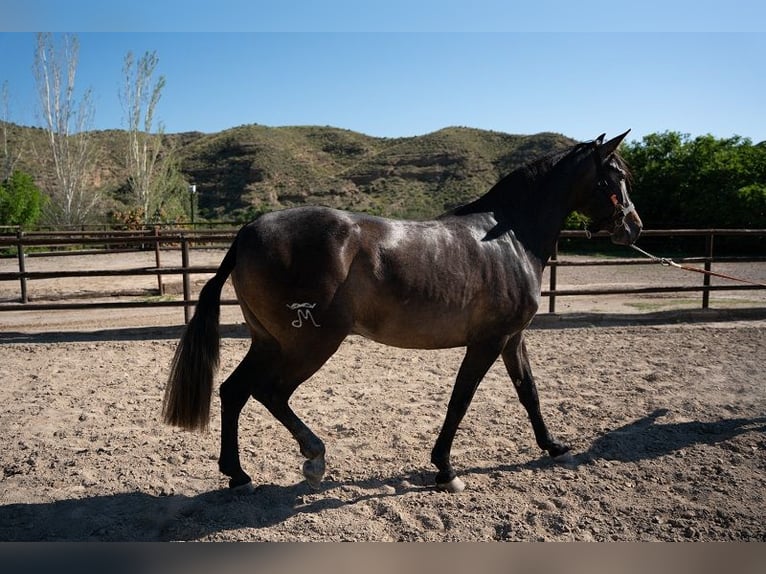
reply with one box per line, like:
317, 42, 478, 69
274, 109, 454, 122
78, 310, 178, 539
630, 244, 766, 288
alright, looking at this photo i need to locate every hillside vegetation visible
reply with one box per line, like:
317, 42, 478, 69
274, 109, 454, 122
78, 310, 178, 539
4, 122, 574, 222
171, 125, 575, 219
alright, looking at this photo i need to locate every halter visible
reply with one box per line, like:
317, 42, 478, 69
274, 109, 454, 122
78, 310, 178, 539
591, 142, 637, 226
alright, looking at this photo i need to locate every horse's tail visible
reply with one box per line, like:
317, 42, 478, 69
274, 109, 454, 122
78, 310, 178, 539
162, 233, 239, 431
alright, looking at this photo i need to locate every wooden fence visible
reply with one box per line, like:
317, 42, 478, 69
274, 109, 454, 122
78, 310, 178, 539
1, 227, 764, 323
546, 229, 766, 313
0, 228, 237, 323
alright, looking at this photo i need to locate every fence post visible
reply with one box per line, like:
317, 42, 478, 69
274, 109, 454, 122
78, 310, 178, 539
16, 229, 28, 304
153, 226, 164, 295
181, 236, 192, 324
702, 232, 714, 309
548, 240, 558, 313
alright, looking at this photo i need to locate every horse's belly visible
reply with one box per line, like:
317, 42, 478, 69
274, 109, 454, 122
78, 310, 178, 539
350, 305, 518, 350
352, 319, 467, 349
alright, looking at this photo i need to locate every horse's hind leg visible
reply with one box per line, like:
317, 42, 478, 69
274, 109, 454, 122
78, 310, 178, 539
251, 337, 347, 490
218, 347, 262, 490
218, 338, 332, 491
431, 340, 505, 492
256, 393, 327, 488
501, 333, 570, 461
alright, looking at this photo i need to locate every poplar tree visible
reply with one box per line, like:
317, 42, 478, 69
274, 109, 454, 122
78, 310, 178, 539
121, 50, 168, 223
33, 32, 98, 225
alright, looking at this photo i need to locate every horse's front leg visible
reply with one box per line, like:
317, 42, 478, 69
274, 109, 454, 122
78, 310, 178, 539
431, 340, 505, 492
501, 333, 571, 461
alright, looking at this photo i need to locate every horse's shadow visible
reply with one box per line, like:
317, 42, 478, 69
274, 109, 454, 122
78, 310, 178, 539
0, 473, 431, 542
467, 409, 766, 478
576, 408, 766, 465
2, 410, 763, 541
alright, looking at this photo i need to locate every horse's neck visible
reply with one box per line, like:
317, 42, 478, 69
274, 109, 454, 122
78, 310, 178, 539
494, 182, 574, 268
454, 153, 584, 268
510, 150, 594, 262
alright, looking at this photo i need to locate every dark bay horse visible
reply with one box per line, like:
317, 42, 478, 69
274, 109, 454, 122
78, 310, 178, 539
163, 131, 642, 493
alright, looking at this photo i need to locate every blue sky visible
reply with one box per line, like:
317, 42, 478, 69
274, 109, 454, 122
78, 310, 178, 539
1, 1, 764, 144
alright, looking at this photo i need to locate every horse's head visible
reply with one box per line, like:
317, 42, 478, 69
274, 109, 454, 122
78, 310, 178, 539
580, 131, 643, 245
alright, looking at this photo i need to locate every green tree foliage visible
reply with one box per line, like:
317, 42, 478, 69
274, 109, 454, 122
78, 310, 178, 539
622, 132, 766, 228
108, 158, 190, 228
0, 170, 46, 226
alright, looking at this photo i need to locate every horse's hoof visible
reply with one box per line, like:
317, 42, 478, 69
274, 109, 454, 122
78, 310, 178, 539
436, 476, 466, 493
230, 480, 255, 494
303, 455, 325, 490
552, 450, 574, 464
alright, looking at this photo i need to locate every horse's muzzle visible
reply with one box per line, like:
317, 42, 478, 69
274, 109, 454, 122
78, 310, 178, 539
610, 206, 643, 246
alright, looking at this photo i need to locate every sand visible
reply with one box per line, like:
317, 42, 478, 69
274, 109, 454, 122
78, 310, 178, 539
0, 249, 764, 541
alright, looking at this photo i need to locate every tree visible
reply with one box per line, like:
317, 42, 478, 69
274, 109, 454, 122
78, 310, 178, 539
622, 132, 766, 229
120, 50, 169, 224
110, 150, 189, 227
0, 170, 46, 227
33, 32, 98, 225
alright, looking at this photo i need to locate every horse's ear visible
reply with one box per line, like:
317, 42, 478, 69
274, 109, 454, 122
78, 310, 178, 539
595, 133, 606, 145
599, 129, 631, 159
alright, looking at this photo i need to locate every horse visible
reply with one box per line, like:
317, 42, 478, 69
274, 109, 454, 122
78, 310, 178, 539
163, 131, 643, 493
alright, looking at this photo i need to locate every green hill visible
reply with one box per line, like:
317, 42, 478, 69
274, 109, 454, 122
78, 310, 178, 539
5, 122, 575, 221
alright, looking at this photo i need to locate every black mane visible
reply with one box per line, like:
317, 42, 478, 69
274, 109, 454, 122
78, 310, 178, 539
453, 142, 592, 217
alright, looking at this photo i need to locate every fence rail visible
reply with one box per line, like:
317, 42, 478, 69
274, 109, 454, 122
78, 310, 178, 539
546, 229, 766, 313
1, 227, 764, 323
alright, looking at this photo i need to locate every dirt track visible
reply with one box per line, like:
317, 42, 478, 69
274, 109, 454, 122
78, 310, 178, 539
0, 251, 764, 541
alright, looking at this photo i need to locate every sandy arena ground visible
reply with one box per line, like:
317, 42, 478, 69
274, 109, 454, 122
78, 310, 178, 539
0, 249, 764, 541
